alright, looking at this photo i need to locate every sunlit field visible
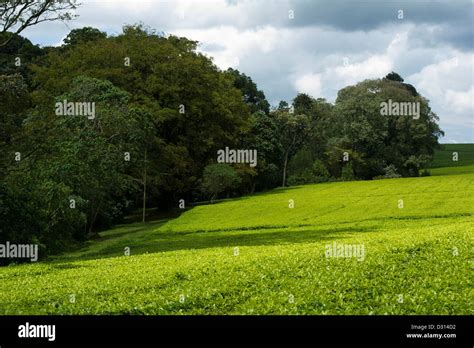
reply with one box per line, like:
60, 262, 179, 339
1, 151, 472, 315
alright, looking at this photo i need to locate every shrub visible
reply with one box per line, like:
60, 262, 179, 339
201, 164, 241, 201
341, 163, 355, 181
383, 164, 402, 178
312, 159, 330, 178
420, 169, 431, 177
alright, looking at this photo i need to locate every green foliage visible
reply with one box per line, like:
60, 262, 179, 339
226, 68, 270, 114
0, 74, 30, 179
273, 109, 310, 186
384, 71, 404, 82
0, 33, 44, 82
341, 163, 355, 181
201, 164, 241, 201
384, 72, 419, 96
312, 159, 330, 178
31, 24, 251, 206
420, 169, 431, 177
286, 170, 315, 186
383, 164, 402, 178
63, 27, 107, 46
1, 75, 141, 251
277, 100, 289, 110
293, 93, 315, 114
245, 111, 282, 190
0, 74, 29, 139
289, 148, 313, 176
373, 164, 402, 180
332, 78, 442, 179
287, 149, 331, 185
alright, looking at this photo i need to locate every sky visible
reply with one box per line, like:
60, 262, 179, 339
21, 0, 473, 143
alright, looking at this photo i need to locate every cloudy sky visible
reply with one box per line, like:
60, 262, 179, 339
22, 0, 473, 143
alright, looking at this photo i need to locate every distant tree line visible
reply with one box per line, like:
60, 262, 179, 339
0, 26, 443, 259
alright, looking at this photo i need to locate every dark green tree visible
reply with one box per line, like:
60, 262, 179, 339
226, 68, 270, 114
201, 164, 241, 201
63, 27, 107, 46
273, 109, 310, 186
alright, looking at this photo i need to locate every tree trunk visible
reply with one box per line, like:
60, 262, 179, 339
282, 150, 289, 187
142, 148, 147, 223
282, 134, 297, 187
88, 201, 102, 237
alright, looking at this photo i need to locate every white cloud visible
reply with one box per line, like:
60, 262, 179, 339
409, 52, 474, 128
333, 54, 392, 86
329, 31, 410, 88
446, 86, 474, 113
294, 73, 322, 97
174, 25, 279, 69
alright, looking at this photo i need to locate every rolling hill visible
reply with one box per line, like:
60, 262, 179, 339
0, 145, 472, 315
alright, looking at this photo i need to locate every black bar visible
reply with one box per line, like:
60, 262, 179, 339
0, 315, 472, 347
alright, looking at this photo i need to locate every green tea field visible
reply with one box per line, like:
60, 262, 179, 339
0, 146, 473, 315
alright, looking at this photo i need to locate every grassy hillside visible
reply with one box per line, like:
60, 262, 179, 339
430, 144, 474, 168
430, 164, 474, 176
0, 172, 472, 315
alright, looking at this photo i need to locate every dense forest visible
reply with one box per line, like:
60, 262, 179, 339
0, 25, 443, 258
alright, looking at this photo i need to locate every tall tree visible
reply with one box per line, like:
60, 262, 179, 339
226, 68, 270, 114
0, 0, 79, 47
63, 27, 107, 46
32, 24, 252, 209
332, 77, 443, 178
273, 109, 310, 186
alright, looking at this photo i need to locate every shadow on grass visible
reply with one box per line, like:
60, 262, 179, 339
52, 224, 379, 263
47, 219, 168, 263
191, 184, 330, 207
96, 221, 166, 241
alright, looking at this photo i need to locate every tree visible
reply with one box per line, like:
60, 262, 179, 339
312, 159, 329, 178
0, 74, 29, 178
226, 68, 270, 114
126, 106, 161, 223
341, 163, 355, 181
14, 76, 139, 237
31, 24, 252, 209
273, 109, 310, 186
201, 164, 241, 202
0, 32, 44, 80
243, 111, 282, 191
332, 77, 443, 179
293, 93, 314, 114
384, 72, 419, 96
287, 147, 314, 186
385, 72, 404, 82
278, 100, 289, 110
289, 147, 313, 177
0, 0, 79, 47
63, 27, 107, 46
